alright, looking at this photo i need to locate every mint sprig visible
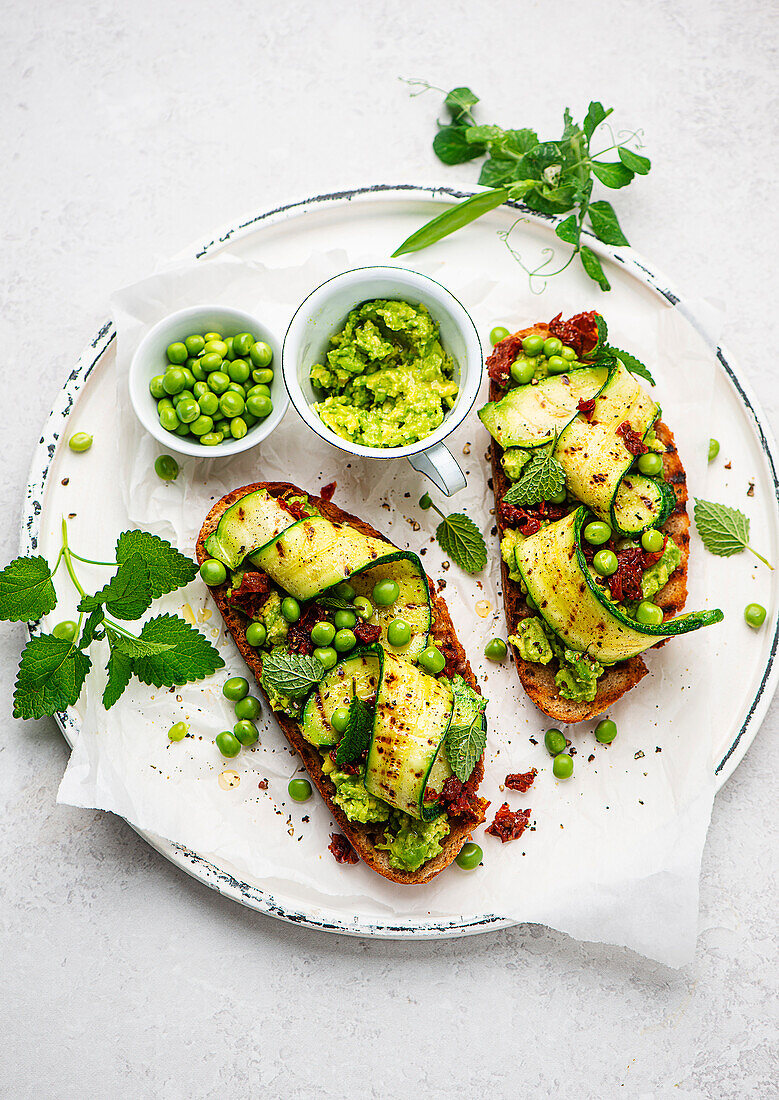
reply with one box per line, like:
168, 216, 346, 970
261, 648, 326, 699
335, 696, 374, 767
694, 499, 773, 570
445, 675, 487, 783
0, 555, 58, 622
503, 445, 566, 508
419, 495, 487, 574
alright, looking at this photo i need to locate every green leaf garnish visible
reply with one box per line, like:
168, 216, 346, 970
335, 696, 374, 767
317, 596, 357, 611
78, 553, 153, 621
435, 513, 487, 574
579, 246, 611, 291
13, 635, 91, 720
445, 675, 487, 783
694, 499, 773, 570
115, 530, 198, 599
104, 625, 175, 659
503, 447, 566, 508
131, 614, 225, 688
587, 200, 629, 246
103, 648, 133, 710
261, 648, 326, 699
0, 555, 57, 622
608, 348, 655, 386
444, 86, 479, 120
591, 160, 634, 189
432, 125, 486, 165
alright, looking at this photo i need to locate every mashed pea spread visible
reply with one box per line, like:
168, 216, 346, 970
310, 299, 459, 448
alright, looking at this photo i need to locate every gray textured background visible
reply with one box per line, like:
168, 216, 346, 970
1, 1, 777, 1096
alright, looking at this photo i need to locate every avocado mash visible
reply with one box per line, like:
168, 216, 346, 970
377, 813, 450, 873
257, 591, 289, 646
330, 770, 391, 824
309, 299, 459, 448
509, 617, 605, 703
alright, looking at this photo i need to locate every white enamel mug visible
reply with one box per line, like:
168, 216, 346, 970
281, 266, 483, 496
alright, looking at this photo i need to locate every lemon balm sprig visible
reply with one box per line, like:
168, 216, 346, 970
419, 493, 487, 574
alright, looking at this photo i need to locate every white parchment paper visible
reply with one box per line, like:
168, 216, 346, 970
57, 251, 722, 965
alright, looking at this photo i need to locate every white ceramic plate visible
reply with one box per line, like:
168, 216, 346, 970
23, 184, 779, 938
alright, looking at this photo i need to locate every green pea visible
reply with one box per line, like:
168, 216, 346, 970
233, 332, 254, 357
68, 432, 93, 453
636, 600, 663, 626
197, 391, 219, 417
199, 558, 226, 586
311, 621, 336, 647
213, 419, 231, 437
745, 603, 767, 629
544, 728, 567, 755
641, 528, 664, 553
166, 341, 188, 365
547, 487, 568, 505
226, 379, 245, 394
243, 410, 258, 429
252, 367, 274, 385
419, 493, 432, 510
180, 367, 196, 389
331, 707, 351, 733
247, 383, 271, 400
199, 352, 223, 373
185, 334, 205, 356
149, 374, 167, 399
335, 582, 356, 600
219, 391, 245, 418
249, 341, 273, 368
223, 676, 249, 702
334, 609, 357, 630
190, 415, 214, 437
207, 371, 230, 396
387, 618, 411, 647
174, 422, 191, 437
189, 360, 206, 382
418, 646, 445, 674
543, 337, 563, 357
522, 334, 545, 357
203, 339, 228, 358
595, 718, 617, 744
561, 346, 577, 361
203, 332, 222, 342
228, 358, 251, 384
157, 397, 175, 414
313, 646, 337, 670
200, 432, 224, 447
583, 521, 612, 546
510, 357, 535, 385
159, 407, 179, 431
637, 452, 663, 476
234, 696, 261, 721
234, 720, 259, 746
553, 752, 573, 779
52, 620, 78, 642
593, 549, 618, 577
176, 397, 200, 424
168, 721, 189, 742
215, 731, 241, 758
547, 355, 568, 375
154, 454, 179, 482
247, 393, 272, 419
708, 438, 720, 462
230, 417, 248, 440
281, 596, 301, 623
288, 777, 312, 802
353, 596, 373, 620
171, 389, 191, 407
372, 578, 399, 606
193, 380, 208, 400
490, 325, 510, 345
164, 368, 187, 395
246, 621, 267, 648
455, 842, 483, 870
484, 638, 507, 661
334, 629, 357, 652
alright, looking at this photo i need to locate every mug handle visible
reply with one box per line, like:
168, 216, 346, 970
407, 443, 466, 496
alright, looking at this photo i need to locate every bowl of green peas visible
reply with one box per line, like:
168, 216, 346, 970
129, 305, 287, 457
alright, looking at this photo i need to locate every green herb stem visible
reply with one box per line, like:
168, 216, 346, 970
746, 545, 774, 570
61, 517, 87, 600
67, 551, 118, 567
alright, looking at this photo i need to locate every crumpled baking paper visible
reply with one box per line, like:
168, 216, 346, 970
56, 248, 721, 966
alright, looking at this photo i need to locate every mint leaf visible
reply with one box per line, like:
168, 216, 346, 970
103, 648, 133, 709
104, 625, 175, 659
79, 608, 105, 648
335, 696, 374, 767
436, 513, 487, 574
580, 246, 611, 291
588, 200, 629, 246
317, 596, 356, 611
0, 555, 57, 622
132, 614, 225, 687
591, 160, 634, 189
694, 499, 773, 569
503, 447, 566, 507
13, 635, 91, 719
609, 347, 655, 386
79, 553, 152, 621
261, 648, 325, 699
445, 676, 487, 782
618, 146, 651, 175
115, 530, 197, 599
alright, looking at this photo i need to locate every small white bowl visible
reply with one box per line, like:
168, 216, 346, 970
282, 266, 483, 495
129, 304, 287, 458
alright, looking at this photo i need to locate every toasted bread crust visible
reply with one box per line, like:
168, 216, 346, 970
197, 482, 485, 885
489, 325, 691, 722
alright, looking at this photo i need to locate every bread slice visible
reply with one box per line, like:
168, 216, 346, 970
197, 481, 486, 885
488, 325, 691, 723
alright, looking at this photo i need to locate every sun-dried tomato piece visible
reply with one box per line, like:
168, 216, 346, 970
257, 778, 268, 790
486, 803, 532, 843
227, 572, 272, 618
486, 332, 525, 388
548, 311, 600, 356
328, 833, 359, 864
354, 621, 382, 644
319, 481, 337, 502
500, 502, 541, 535
616, 420, 648, 456
609, 546, 646, 603
577, 396, 596, 421
505, 768, 537, 793
438, 776, 489, 825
